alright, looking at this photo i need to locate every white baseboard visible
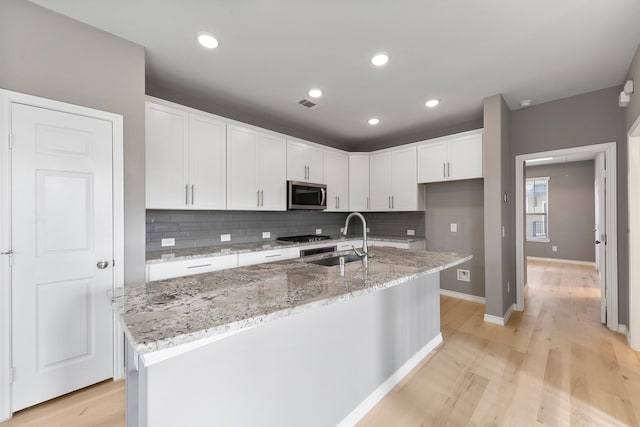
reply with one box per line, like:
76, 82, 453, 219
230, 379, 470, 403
337, 333, 443, 427
527, 256, 596, 267
439, 289, 485, 304
618, 324, 629, 340
484, 303, 516, 326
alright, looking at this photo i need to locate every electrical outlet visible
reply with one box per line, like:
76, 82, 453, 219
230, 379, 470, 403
407, 229, 415, 236
161, 238, 175, 247
315, 228, 322, 235
457, 269, 470, 282
340, 227, 344, 233
262, 231, 270, 239
450, 223, 457, 233
366, 227, 370, 233
552, 245, 558, 252
220, 234, 231, 242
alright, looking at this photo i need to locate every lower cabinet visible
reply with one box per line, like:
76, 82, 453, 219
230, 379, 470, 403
372, 240, 426, 250
237, 247, 300, 267
146, 254, 238, 281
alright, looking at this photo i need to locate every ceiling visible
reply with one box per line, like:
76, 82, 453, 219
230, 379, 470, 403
29, 0, 640, 150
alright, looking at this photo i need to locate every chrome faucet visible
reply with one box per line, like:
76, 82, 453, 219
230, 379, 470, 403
343, 212, 369, 268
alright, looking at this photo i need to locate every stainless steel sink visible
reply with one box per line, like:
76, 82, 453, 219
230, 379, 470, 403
307, 252, 363, 267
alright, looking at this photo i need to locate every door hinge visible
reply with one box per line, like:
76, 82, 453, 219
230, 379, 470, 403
8, 133, 13, 150
1, 250, 13, 266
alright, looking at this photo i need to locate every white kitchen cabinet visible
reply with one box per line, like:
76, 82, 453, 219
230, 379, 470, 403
145, 101, 226, 209
349, 154, 370, 211
371, 240, 426, 250
369, 146, 423, 211
227, 124, 287, 210
417, 130, 483, 183
323, 149, 349, 211
287, 138, 323, 183
237, 247, 300, 267
146, 254, 238, 281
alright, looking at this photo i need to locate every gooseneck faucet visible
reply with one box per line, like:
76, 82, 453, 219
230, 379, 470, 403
343, 212, 369, 268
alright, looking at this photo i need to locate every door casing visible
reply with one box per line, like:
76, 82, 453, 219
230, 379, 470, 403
0, 89, 125, 421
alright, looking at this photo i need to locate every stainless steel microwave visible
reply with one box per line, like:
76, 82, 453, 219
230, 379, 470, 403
287, 181, 327, 210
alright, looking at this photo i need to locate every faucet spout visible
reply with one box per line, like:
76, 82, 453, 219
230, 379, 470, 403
343, 212, 369, 267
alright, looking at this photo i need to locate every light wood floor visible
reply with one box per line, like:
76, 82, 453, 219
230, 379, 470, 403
3, 260, 639, 426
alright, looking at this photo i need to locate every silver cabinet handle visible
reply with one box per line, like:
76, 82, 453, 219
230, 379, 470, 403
257, 190, 260, 207
335, 196, 338, 209
265, 253, 282, 258
392, 195, 394, 209
260, 190, 264, 207
191, 185, 195, 205
388, 196, 391, 208
337, 196, 340, 209
443, 163, 446, 178
366, 196, 369, 210
447, 162, 450, 177
187, 263, 212, 269
185, 184, 189, 205
97, 260, 109, 269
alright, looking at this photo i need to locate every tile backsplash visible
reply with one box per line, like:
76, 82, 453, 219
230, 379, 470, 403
146, 210, 425, 252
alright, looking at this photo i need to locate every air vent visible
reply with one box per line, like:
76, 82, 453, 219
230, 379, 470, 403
298, 98, 318, 109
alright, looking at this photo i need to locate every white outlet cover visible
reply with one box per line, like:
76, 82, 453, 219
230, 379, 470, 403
221, 234, 231, 242
366, 227, 370, 232
340, 227, 344, 233
407, 229, 415, 236
457, 269, 470, 282
262, 231, 271, 239
161, 238, 175, 247
315, 228, 322, 235
450, 223, 457, 233
552, 245, 558, 251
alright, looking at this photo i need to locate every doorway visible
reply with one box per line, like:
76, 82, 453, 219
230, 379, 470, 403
515, 142, 618, 332
0, 90, 125, 421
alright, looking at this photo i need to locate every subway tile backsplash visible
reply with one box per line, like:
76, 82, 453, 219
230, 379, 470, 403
146, 210, 425, 252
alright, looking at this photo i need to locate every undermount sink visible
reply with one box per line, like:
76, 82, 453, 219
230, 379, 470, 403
307, 252, 363, 267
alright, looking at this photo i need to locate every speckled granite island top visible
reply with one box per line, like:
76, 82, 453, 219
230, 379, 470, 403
117, 247, 470, 355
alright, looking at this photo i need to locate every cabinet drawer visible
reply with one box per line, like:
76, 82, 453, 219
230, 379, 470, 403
238, 247, 300, 267
336, 240, 364, 251
147, 254, 238, 281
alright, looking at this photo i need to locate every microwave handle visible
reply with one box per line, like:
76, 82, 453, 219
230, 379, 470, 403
319, 188, 326, 207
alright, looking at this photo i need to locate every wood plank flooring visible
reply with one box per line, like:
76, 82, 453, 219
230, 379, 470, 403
3, 259, 638, 426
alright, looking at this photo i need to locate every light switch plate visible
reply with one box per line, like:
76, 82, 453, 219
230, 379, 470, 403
450, 223, 457, 233
407, 229, 415, 236
220, 234, 231, 242
315, 228, 322, 235
262, 231, 271, 239
161, 238, 175, 247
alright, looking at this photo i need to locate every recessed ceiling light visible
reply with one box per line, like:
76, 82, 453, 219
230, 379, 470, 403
519, 99, 533, 108
308, 88, 323, 98
197, 32, 219, 49
368, 118, 380, 125
371, 53, 389, 67
425, 99, 440, 108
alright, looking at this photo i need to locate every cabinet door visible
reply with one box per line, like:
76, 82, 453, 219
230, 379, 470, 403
369, 152, 392, 211
349, 154, 369, 211
227, 125, 260, 210
448, 133, 483, 181
417, 140, 448, 183
189, 114, 226, 209
259, 133, 287, 210
145, 102, 189, 208
323, 150, 349, 212
287, 139, 323, 182
391, 146, 418, 210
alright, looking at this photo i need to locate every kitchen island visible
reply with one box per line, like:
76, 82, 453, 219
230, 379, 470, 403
117, 246, 470, 427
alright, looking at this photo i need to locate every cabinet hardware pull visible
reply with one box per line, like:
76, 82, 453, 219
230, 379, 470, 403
187, 264, 212, 269
260, 190, 264, 207
185, 184, 189, 205
191, 185, 195, 205
366, 197, 369, 210
392, 195, 394, 209
257, 190, 260, 207
443, 163, 446, 178
337, 196, 340, 209
265, 253, 281, 258
447, 162, 451, 177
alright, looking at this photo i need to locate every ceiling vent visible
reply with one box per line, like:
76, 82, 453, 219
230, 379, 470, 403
298, 98, 318, 109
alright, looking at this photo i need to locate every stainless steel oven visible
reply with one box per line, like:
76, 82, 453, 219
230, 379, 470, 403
287, 181, 327, 210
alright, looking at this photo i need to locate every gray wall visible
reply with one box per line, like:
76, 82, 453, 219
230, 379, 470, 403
525, 161, 595, 262
0, 0, 146, 285
511, 86, 628, 325
147, 210, 425, 252
424, 180, 485, 298
483, 94, 516, 318
626, 43, 640, 132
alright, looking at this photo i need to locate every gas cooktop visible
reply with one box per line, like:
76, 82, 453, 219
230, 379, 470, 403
277, 235, 332, 243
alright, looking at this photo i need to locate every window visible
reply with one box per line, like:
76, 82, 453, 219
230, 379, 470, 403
526, 177, 549, 241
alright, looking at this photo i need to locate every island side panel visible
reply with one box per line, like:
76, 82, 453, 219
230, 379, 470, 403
138, 273, 440, 427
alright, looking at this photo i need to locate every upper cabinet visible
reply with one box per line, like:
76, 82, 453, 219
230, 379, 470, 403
349, 154, 370, 211
287, 139, 323, 183
227, 124, 287, 211
323, 149, 349, 212
146, 101, 226, 210
417, 130, 483, 183
369, 146, 423, 211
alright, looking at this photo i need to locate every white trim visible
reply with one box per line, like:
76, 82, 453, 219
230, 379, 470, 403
515, 143, 618, 333
618, 324, 629, 342
336, 333, 443, 427
0, 89, 125, 420
439, 288, 486, 304
628, 115, 640, 351
483, 303, 515, 326
527, 256, 596, 267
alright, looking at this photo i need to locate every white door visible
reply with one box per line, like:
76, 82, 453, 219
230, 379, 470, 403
417, 140, 448, 183
227, 125, 260, 210
390, 146, 417, 210
10, 104, 114, 411
369, 152, 392, 211
448, 134, 483, 181
323, 150, 349, 212
259, 133, 287, 211
349, 154, 370, 211
189, 113, 226, 209
595, 152, 607, 324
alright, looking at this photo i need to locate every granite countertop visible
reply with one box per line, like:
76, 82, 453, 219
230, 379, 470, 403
145, 234, 427, 264
117, 246, 469, 355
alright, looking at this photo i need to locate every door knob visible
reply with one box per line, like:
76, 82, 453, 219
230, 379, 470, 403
97, 260, 109, 269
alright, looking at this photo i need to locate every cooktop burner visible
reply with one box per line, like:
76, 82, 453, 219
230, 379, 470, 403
277, 235, 332, 243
